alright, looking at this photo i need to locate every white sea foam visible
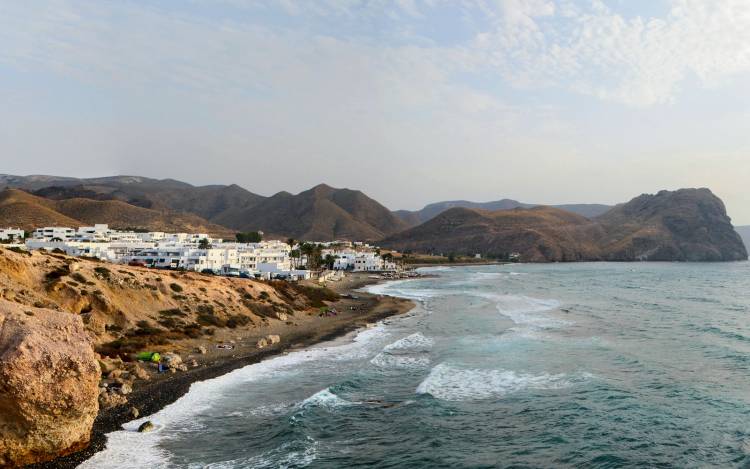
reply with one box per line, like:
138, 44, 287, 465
364, 280, 440, 301
416, 363, 578, 401
194, 437, 319, 469
418, 266, 452, 273
370, 352, 431, 370
299, 388, 354, 409
246, 402, 296, 418
79, 323, 389, 468
383, 332, 434, 353
473, 293, 569, 329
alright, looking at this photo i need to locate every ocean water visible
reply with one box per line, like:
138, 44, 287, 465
81, 262, 750, 468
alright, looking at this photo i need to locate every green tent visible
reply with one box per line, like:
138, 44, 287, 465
136, 352, 161, 363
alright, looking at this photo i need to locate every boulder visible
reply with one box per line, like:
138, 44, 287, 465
118, 383, 133, 395
161, 352, 182, 370
129, 363, 150, 381
0, 300, 100, 467
266, 334, 281, 345
137, 421, 155, 433
129, 407, 140, 419
196, 345, 207, 355
275, 312, 288, 321
256, 338, 268, 349
99, 391, 127, 409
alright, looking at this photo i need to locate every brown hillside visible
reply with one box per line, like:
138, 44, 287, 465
214, 184, 409, 241
0, 189, 233, 236
0, 189, 81, 229
382, 189, 747, 262
0, 246, 332, 356
381, 206, 604, 262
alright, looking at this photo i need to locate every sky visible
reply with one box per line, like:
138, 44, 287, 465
1, 0, 749, 223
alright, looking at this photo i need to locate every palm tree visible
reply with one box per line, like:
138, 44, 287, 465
286, 238, 296, 268
300, 242, 315, 269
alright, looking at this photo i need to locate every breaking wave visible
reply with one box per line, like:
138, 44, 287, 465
416, 363, 586, 401
383, 332, 434, 353
299, 388, 354, 410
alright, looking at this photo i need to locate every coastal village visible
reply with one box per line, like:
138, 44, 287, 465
0, 224, 401, 280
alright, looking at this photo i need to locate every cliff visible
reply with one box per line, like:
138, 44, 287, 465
596, 189, 747, 261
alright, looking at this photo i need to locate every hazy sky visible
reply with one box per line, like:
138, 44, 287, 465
1, 1, 749, 223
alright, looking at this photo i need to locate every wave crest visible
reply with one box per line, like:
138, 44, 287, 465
416, 363, 583, 401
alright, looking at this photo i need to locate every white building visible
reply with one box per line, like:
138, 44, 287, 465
21, 224, 301, 279
323, 248, 395, 272
353, 252, 383, 272
33, 227, 76, 241
0, 228, 24, 241
76, 224, 114, 242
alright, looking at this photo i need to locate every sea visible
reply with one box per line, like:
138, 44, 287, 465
80, 262, 750, 468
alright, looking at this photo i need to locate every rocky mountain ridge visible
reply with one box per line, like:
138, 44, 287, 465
382, 189, 747, 262
1, 174, 745, 262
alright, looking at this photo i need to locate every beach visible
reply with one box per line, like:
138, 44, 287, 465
32, 273, 415, 469
35, 262, 750, 468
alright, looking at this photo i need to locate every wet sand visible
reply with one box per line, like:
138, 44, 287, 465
32, 273, 414, 469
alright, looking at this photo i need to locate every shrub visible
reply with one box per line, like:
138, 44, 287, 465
7, 247, 31, 256
290, 284, 339, 308
226, 314, 252, 328
94, 266, 111, 280
197, 312, 225, 327
169, 283, 183, 293
45, 265, 70, 281
71, 272, 87, 283
159, 308, 187, 317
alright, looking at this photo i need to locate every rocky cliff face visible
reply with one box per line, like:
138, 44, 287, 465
596, 189, 748, 261
382, 189, 748, 262
0, 300, 100, 467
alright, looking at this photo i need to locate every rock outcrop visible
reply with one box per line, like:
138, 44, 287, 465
381, 188, 748, 262
0, 300, 100, 467
596, 188, 748, 261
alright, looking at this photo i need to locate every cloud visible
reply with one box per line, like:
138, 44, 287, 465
469, 0, 750, 107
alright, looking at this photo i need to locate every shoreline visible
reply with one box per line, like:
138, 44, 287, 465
406, 261, 510, 268
31, 274, 415, 469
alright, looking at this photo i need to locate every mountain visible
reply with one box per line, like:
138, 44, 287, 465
396, 198, 612, 225
1, 175, 407, 241
596, 189, 748, 262
0, 189, 233, 236
1, 174, 265, 222
0, 188, 81, 229
213, 184, 409, 241
382, 189, 747, 262
383, 206, 604, 262
736, 226, 750, 251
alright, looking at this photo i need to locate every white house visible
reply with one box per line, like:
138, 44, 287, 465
0, 228, 24, 241
353, 252, 383, 272
76, 224, 114, 242
32, 227, 76, 241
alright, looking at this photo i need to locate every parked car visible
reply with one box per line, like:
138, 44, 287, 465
200, 268, 216, 275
